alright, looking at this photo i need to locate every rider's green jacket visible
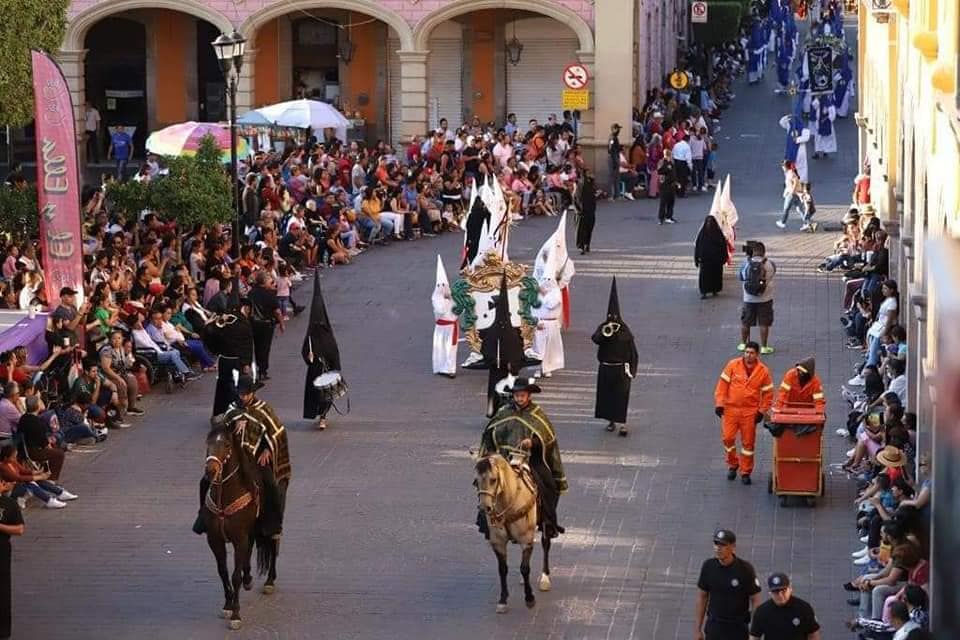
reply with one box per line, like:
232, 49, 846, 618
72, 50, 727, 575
479, 401, 567, 493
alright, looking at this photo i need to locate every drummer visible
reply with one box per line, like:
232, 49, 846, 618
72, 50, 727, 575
773, 357, 825, 414
302, 270, 343, 430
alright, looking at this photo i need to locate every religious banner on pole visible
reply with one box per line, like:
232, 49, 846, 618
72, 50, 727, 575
31, 49, 84, 306
805, 45, 834, 94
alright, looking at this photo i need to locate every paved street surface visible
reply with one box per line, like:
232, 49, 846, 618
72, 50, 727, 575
15, 66, 864, 639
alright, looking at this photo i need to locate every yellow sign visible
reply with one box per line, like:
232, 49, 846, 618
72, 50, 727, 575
669, 70, 689, 90
561, 89, 589, 110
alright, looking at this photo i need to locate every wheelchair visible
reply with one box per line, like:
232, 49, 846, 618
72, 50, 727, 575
134, 347, 187, 395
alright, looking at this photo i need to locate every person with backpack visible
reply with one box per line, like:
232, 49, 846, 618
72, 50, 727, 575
738, 241, 776, 354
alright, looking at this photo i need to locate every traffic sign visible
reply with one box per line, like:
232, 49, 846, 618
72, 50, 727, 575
691, 1, 708, 23
561, 89, 589, 110
562, 64, 589, 90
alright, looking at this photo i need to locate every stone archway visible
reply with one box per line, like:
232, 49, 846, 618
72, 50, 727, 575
240, 0, 414, 50
63, 0, 233, 50
412, 0, 594, 54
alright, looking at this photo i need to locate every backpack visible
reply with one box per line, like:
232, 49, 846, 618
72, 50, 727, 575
744, 258, 767, 296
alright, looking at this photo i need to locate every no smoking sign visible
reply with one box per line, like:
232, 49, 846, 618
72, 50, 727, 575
691, 1, 708, 23
562, 64, 589, 90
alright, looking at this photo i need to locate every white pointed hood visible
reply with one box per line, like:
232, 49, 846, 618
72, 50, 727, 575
435, 254, 449, 291
471, 219, 492, 269
432, 254, 454, 317
719, 174, 739, 229
553, 210, 575, 286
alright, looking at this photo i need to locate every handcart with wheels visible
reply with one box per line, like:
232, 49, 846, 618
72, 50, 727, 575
766, 404, 826, 507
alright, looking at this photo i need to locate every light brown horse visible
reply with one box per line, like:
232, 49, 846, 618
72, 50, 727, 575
475, 452, 552, 613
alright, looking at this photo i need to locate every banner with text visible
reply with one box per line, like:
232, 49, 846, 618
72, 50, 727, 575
31, 49, 84, 306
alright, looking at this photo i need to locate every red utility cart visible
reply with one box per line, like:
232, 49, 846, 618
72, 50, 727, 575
766, 405, 826, 506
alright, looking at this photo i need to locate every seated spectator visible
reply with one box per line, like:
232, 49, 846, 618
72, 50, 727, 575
132, 313, 197, 381
0, 444, 76, 509
57, 391, 102, 445
160, 304, 216, 371
16, 395, 65, 481
72, 358, 129, 428
0, 382, 22, 440
99, 329, 144, 419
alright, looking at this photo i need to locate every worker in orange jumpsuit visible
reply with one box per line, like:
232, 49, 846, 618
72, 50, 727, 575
773, 357, 826, 414
714, 341, 774, 485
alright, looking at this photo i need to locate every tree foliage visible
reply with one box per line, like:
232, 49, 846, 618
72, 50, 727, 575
0, 185, 39, 243
0, 0, 69, 126
106, 134, 234, 227
692, 2, 744, 47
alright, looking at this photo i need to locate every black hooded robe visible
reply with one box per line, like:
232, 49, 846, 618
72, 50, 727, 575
480, 274, 527, 418
576, 177, 597, 251
592, 278, 639, 424
302, 270, 343, 420
694, 218, 728, 296
462, 198, 491, 269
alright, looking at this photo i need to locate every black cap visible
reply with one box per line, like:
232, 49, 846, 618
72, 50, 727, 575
236, 375, 256, 395
713, 529, 736, 545
59, 286, 78, 297
767, 573, 790, 591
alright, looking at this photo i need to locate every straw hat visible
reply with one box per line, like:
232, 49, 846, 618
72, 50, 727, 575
876, 446, 906, 468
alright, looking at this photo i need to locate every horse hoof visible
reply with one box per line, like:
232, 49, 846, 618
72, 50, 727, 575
538, 574, 552, 592
220, 609, 231, 619
228, 619, 242, 631
262, 584, 275, 595
496, 603, 508, 614
525, 597, 536, 609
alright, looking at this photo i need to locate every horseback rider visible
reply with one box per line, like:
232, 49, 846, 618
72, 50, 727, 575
193, 375, 292, 536
478, 378, 567, 539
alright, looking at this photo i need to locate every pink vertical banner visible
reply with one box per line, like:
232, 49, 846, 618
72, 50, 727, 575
31, 49, 84, 307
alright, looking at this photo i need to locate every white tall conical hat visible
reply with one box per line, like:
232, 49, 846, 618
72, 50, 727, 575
708, 178, 723, 219
471, 219, 492, 269
720, 174, 739, 228
553, 210, 575, 285
534, 229, 552, 282
435, 254, 449, 291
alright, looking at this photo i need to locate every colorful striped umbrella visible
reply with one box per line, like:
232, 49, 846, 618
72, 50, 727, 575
145, 121, 248, 162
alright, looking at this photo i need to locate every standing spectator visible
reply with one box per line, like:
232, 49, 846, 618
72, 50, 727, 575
248, 271, 284, 381
749, 573, 821, 640
84, 101, 102, 164
690, 127, 708, 192
0, 474, 24, 640
776, 161, 805, 229
107, 125, 133, 180
738, 242, 777, 354
694, 529, 762, 640
241, 174, 260, 233
671, 134, 693, 196
607, 123, 623, 200
657, 148, 678, 224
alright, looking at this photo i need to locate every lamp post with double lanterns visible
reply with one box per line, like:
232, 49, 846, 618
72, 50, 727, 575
211, 29, 246, 258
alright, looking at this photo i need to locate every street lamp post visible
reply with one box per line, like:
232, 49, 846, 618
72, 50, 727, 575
211, 30, 247, 258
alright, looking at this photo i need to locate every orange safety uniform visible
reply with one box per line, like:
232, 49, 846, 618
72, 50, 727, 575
773, 368, 826, 414
714, 356, 774, 475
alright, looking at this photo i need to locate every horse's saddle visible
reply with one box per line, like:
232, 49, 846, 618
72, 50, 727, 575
509, 459, 539, 499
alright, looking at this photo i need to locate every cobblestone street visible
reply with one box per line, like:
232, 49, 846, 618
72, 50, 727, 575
14, 65, 865, 639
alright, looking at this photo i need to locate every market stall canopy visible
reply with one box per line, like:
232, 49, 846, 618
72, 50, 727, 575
145, 121, 248, 163
240, 99, 352, 143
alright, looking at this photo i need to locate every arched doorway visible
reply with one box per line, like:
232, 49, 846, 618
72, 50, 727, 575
82, 9, 226, 164
247, 10, 405, 145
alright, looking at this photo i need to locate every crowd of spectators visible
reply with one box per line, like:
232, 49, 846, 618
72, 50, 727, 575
815, 190, 931, 639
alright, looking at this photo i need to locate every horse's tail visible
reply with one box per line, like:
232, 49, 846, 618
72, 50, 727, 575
254, 531, 277, 576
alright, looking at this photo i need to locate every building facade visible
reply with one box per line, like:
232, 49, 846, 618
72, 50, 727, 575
857, 0, 958, 627
57, 0, 689, 174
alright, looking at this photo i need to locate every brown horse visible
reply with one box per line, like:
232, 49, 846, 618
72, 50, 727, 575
475, 453, 553, 614
202, 425, 277, 630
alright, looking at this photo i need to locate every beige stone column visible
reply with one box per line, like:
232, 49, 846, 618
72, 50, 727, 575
397, 50, 429, 141
56, 49, 88, 164
236, 50, 257, 114
591, 0, 634, 183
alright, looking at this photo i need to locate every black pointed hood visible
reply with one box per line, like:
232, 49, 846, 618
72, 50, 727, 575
308, 269, 331, 330
302, 269, 341, 371
481, 273, 524, 371
606, 277, 622, 321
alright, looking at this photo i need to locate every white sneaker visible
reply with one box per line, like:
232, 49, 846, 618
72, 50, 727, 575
847, 375, 865, 386
59, 490, 79, 501
846, 448, 856, 457
624, 193, 635, 201
852, 546, 869, 558
860, 535, 869, 543
800, 223, 811, 231
114, 421, 132, 429
665, 218, 676, 224
45, 498, 67, 509
775, 221, 787, 229
836, 428, 850, 437
853, 555, 871, 566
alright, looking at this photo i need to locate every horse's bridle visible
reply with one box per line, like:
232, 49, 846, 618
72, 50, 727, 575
477, 457, 535, 526
204, 440, 255, 522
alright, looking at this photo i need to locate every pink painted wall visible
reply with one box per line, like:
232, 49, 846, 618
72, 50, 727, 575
67, 0, 594, 30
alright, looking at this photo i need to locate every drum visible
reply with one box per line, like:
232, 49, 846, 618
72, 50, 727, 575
313, 371, 348, 402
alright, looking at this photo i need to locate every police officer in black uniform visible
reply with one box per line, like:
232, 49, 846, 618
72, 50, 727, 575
749, 573, 821, 640
695, 529, 762, 640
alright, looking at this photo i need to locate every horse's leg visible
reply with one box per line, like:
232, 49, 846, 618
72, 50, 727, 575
206, 532, 233, 618
493, 540, 509, 614
242, 527, 254, 591
228, 537, 248, 630
520, 538, 535, 608
539, 534, 552, 592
